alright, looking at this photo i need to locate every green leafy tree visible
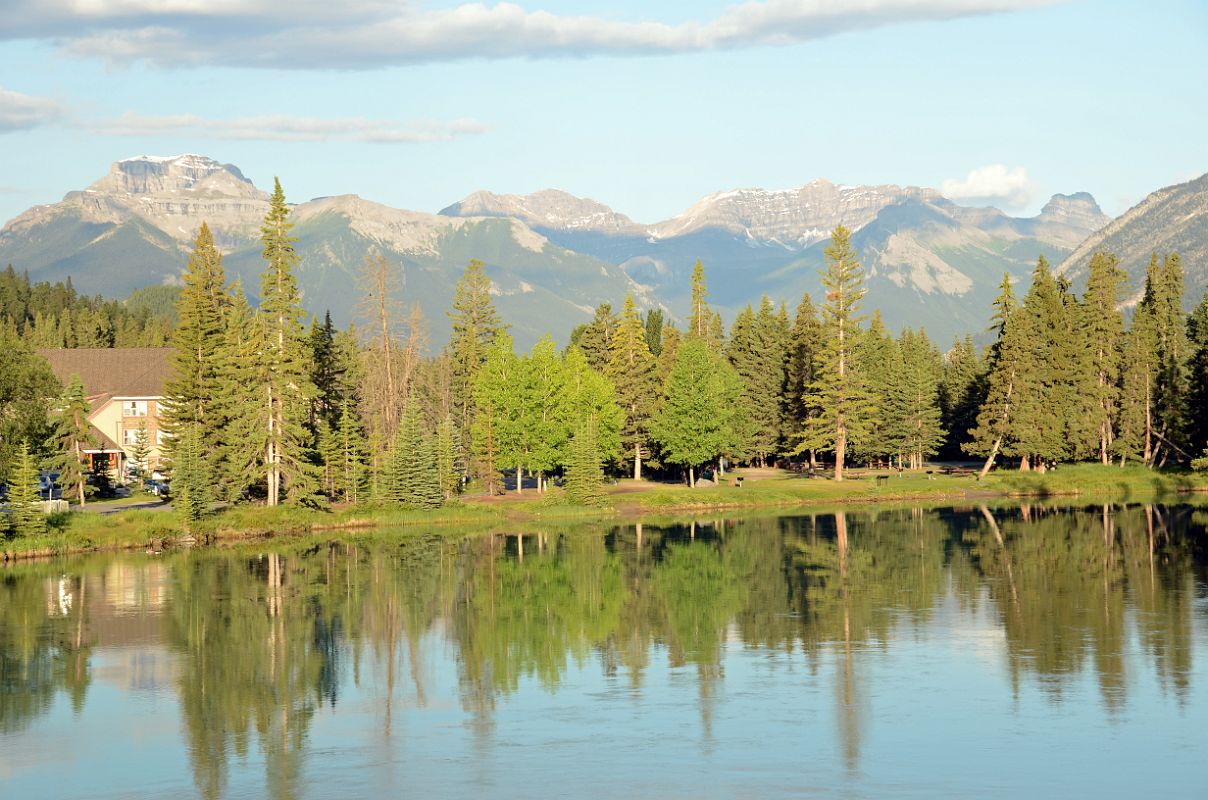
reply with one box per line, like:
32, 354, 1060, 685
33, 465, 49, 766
794, 225, 877, 480
652, 338, 745, 486
258, 179, 320, 507
0, 330, 59, 483
472, 332, 523, 495
520, 336, 570, 492
607, 294, 657, 479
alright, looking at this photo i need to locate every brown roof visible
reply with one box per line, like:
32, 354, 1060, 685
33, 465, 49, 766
39, 348, 172, 399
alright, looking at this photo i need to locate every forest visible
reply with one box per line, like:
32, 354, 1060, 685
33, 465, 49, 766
2, 178, 1208, 535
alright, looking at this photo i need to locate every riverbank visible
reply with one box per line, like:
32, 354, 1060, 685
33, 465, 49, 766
4, 464, 1206, 561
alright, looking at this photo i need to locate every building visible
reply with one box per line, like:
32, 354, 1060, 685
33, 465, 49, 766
39, 348, 173, 479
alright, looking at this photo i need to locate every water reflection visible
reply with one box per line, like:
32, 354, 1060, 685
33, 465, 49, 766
1, 504, 1205, 797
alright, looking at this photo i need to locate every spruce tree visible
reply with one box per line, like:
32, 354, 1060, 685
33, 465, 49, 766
1079, 252, 1126, 463
448, 259, 506, 433
162, 223, 227, 455
391, 406, 442, 508
1187, 289, 1208, 458
171, 425, 211, 525
794, 225, 876, 480
571, 303, 618, 373
851, 311, 895, 465
335, 399, 368, 504
9, 440, 45, 538
1151, 253, 1190, 463
938, 335, 983, 459
564, 418, 606, 506
258, 179, 320, 507
725, 297, 788, 466
212, 282, 266, 501
607, 294, 657, 479
643, 309, 664, 357
131, 420, 151, 480
1116, 305, 1159, 465
435, 414, 463, 500
966, 275, 1029, 477
688, 259, 711, 341
785, 292, 823, 466
54, 375, 93, 506
892, 328, 945, 469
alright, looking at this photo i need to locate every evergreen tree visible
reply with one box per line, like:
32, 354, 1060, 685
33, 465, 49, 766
1116, 304, 1159, 465
448, 259, 506, 433
1187, 289, 1208, 458
0, 328, 60, 483
794, 225, 876, 480
53, 375, 93, 506
652, 338, 744, 487
966, 275, 1028, 477
570, 303, 618, 373
938, 335, 983, 460
1079, 252, 1126, 463
643, 309, 664, 357
564, 418, 606, 506
435, 414, 463, 500
890, 328, 945, 469
131, 420, 151, 480
258, 179, 320, 507
8, 441, 45, 538
212, 282, 266, 502
1150, 253, 1190, 463
171, 425, 211, 525
471, 332, 523, 495
162, 223, 227, 454
726, 296, 788, 466
390, 407, 442, 508
309, 311, 360, 431
334, 399, 368, 504
851, 311, 895, 464
784, 292, 823, 465
688, 259, 711, 341
607, 294, 657, 479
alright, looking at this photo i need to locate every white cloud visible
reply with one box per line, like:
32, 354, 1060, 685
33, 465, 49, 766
88, 112, 489, 143
941, 164, 1035, 210
2, 0, 1062, 69
0, 86, 64, 131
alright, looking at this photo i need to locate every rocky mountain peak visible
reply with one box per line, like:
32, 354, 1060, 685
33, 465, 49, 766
1036, 192, 1109, 230
440, 188, 641, 234
88, 154, 261, 199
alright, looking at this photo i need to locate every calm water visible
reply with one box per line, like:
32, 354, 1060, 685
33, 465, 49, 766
2, 505, 1207, 799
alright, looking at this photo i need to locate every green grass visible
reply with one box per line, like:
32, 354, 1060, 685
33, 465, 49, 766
4, 464, 1206, 562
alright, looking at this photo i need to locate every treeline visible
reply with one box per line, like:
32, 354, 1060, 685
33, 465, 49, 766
0, 266, 177, 348
5, 187, 1208, 524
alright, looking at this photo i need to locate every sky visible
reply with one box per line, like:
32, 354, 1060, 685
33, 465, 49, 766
0, 0, 1206, 225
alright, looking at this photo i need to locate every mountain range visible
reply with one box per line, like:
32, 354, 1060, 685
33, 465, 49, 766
1, 154, 1202, 347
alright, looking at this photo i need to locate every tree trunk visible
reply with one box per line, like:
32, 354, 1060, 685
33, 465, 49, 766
834, 428, 846, 481
515, 465, 523, 495
688, 465, 695, 488
633, 442, 642, 481
1019, 454, 1030, 472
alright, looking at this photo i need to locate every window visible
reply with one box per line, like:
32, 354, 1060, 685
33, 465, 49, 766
156, 430, 171, 446
122, 428, 140, 446
123, 400, 148, 417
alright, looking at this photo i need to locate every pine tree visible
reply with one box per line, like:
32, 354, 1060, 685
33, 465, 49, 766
937, 335, 983, 460
966, 275, 1028, 477
53, 375, 93, 506
571, 303, 618, 373
784, 292, 823, 465
390, 406, 442, 508
258, 179, 320, 507
1079, 252, 1126, 463
851, 311, 895, 464
607, 294, 657, 479
435, 414, 463, 500
564, 418, 606, 506
643, 308, 664, 357
1151, 253, 1190, 463
171, 425, 211, 525
334, 399, 368, 504
212, 282, 266, 502
162, 223, 227, 450
448, 259, 506, 433
726, 297, 788, 466
309, 311, 359, 431
794, 225, 876, 480
891, 328, 945, 469
1187, 289, 1208, 458
131, 420, 151, 480
688, 259, 711, 341
1117, 305, 1159, 465
9, 440, 45, 538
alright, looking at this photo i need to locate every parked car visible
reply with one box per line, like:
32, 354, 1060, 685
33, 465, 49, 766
144, 478, 170, 497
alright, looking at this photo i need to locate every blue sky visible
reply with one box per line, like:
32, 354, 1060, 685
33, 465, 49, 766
1, 0, 1205, 225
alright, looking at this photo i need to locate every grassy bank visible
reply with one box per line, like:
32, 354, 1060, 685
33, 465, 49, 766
4, 464, 1206, 561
